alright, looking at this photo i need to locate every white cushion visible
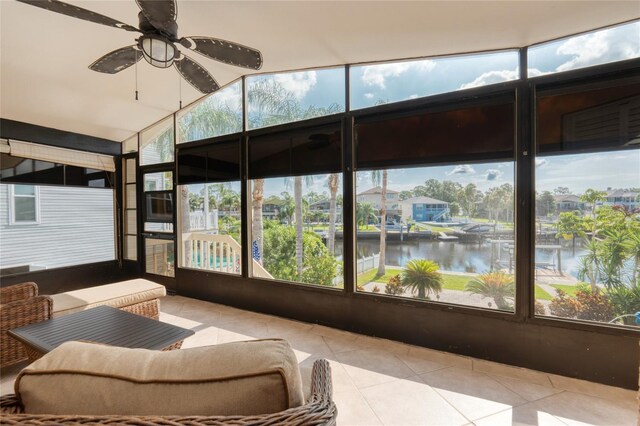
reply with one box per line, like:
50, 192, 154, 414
51, 279, 166, 317
16, 339, 305, 416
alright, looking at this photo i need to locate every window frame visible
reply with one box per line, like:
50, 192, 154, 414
9, 184, 40, 225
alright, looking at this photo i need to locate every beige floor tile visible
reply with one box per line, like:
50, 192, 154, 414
323, 332, 378, 354
298, 356, 359, 397
360, 376, 469, 425
420, 367, 527, 421
159, 311, 205, 330
266, 317, 315, 338
180, 325, 218, 348
397, 347, 453, 375
547, 373, 636, 404
406, 346, 473, 370
285, 331, 335, 360
336, 348, 415, 389
473, 359, 552, 387
532, 390, 637, 426
473, 403, 569, 426
491, 375, 563, 402
333, 390, 383, 426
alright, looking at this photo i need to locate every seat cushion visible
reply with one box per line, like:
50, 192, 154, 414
16, 339, 304, 416
51, 279, 166, 317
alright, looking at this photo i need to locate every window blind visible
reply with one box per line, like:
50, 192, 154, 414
7, 140, 116, 172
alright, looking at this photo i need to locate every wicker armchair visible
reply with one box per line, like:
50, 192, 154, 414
0, 358, 337, 425
0, 282, 53, 368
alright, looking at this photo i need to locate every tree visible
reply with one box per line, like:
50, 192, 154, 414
449, 202, 461, 218
371, 170, 388, 275
356, 202, 378, 229
262, 226, 337, 286
399, 190, 413, 201
536, 191, 557, 217
327, 173, 340, 255
465, 271, 515, 310
580, 189, 607, 221
458, 183, 481, 220
401, 259, 444, 299
553, 186, 571, 195
294, 176, 304, 278
181, 186, 192, 267
556, 211, 583, 254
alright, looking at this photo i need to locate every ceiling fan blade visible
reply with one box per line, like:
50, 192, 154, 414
136, 0, 177, 36
16, 0, 138, 32
180, 36, 263, 70
89, 46, 142, 74
174, 55, 220, 94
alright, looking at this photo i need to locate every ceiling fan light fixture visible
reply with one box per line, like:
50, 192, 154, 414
138, 34, 176, 68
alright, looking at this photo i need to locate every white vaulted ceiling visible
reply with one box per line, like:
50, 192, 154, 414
1, 1, 638, 142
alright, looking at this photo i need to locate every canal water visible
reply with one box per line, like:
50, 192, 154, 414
336, 239, 587, 277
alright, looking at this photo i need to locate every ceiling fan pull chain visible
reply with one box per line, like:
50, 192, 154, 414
135, 50, 139, 101
179, 73, 182, 110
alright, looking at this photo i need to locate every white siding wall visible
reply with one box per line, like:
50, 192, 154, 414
0, 184, 115, 269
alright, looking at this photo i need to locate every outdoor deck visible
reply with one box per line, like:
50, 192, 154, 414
1, 295, 635, 425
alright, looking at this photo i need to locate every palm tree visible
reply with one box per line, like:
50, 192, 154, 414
371, 170, 388, 275
581, 189, 607, 221
252, 179, 265, 264
356, 202, 378, 230
327, 173, 339, 254
181, 186, 192, 267
401, 259, 444, 299
465, 271, 515, 310
577, 239, 601, 293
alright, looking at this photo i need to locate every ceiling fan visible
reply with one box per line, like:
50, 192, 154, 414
16, 0, 263, 94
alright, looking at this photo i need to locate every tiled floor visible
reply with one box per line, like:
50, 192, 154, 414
1, 295, 637, 425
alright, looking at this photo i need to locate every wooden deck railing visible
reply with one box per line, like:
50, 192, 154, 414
181, 233, 272, 279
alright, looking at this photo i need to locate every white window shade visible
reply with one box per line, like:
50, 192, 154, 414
7, 140, 116, 172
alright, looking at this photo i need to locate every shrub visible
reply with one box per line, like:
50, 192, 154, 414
385, 274, 404, 296
401, 260, 444, 300
465, 271, 515, 311
549, 290, 581, 318
535, 301, 546, 315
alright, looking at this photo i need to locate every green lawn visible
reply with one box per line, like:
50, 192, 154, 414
550, 284, 582, 297
357, 269, 473, 291
534, 285, 554, 301
415, 223, 456, 233
441, 274, 472, 291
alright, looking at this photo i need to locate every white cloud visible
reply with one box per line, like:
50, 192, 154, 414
555, 24, 640, 72
364, 93, 374, 99
459, 69, 519, 90
408, 94, 419, 99
361, 60, 436, 89
447, 164, 475, 175
273, 71, 318, 99
535, 158, 548, 168
485, 169, 503, 181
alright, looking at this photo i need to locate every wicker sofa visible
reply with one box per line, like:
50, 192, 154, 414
0, 340, 337, 426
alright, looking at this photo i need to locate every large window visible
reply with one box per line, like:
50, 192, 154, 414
177, 81, 242, 144
350, 51, 519, 110
355, 163, 516, 310
250, 174, 343, 287
354, 96, 516, 311
247, 67, 345, 129
534, 76, 640, 327
528, 20, 640, 77
178, 182, 242, 275
1, 184, 115, 274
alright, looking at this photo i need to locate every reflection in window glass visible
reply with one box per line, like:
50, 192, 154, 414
140, 116, 174, 165
355, 164, 516, 311
145, 238, 174, 277
528, 21, 640, 77
178, 182, 242, 274
177, 81, 242, 144
250, 174, 343, 287
350, 51, 519, 110
247, 68, 345, 129
144, 172, 173, 191
122, 135, 138, 154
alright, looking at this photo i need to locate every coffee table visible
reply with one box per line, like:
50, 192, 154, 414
9, 305, 195, 362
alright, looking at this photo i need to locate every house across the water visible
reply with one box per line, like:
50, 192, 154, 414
400, 196, 450, 222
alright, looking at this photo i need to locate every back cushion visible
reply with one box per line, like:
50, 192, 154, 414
16, 339, 304, 416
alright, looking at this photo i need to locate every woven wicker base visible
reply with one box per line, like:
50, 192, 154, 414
120, 299, 160, 320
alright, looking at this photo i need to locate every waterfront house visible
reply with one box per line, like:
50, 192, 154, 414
602, 188, 640, 210
399, 196, 450, 222
356, 187, 401, 218
554, 194, 585, 213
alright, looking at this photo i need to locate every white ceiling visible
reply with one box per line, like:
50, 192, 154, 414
1, 1, 638, 143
